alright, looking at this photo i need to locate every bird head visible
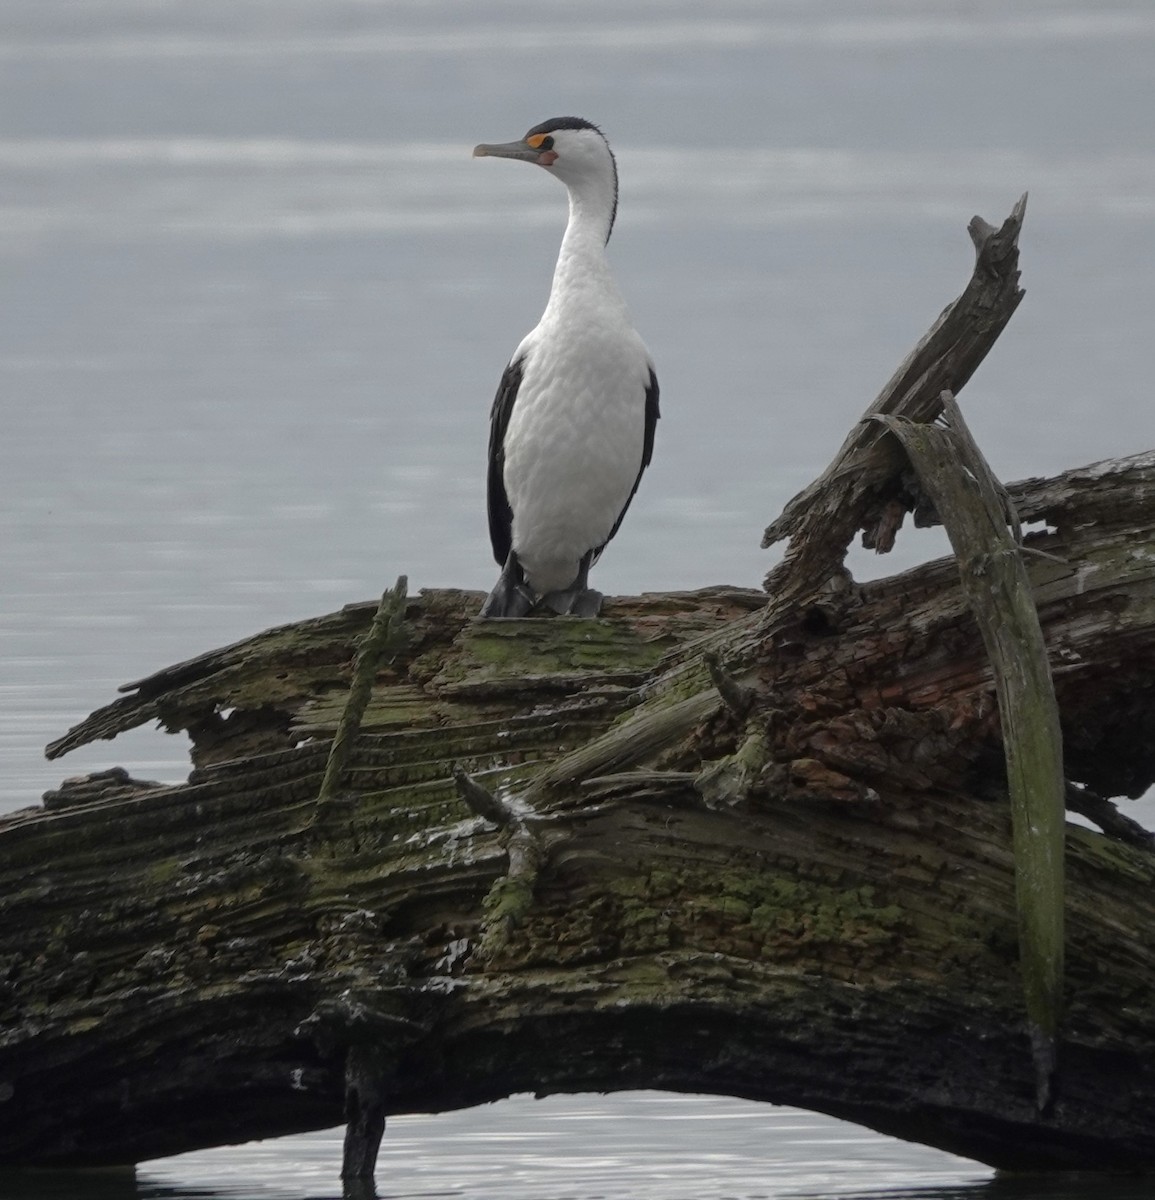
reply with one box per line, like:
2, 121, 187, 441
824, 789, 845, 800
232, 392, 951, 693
474, 117, 616, 184
473, 117, 619, 239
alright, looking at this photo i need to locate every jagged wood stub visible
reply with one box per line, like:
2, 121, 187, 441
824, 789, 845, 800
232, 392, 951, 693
762, 193, 1027, 596
314, 576, 409, 830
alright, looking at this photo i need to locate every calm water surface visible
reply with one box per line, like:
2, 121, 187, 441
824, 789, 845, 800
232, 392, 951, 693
8, 1093, 1155, 1198
3, 1, 1154, 1196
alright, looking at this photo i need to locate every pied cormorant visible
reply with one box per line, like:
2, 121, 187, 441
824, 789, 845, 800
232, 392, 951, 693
473, 117, 659, 618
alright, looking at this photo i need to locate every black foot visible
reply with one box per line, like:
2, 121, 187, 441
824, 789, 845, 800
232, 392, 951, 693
480, 552, 535, 618
540, 551, 602, 617
541, 586, 604, 617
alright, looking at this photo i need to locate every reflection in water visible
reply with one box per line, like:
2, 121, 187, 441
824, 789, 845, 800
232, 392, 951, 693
0, 1169, 139, 1200
6, 1158, 1154, 1200
134, 1096, 993, 1200
790, 1177, 1155, 1200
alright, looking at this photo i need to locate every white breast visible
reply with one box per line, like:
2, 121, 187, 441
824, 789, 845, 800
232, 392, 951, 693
503, 310, 651, 596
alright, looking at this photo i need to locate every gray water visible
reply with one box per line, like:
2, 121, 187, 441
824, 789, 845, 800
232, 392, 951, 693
3, 0, 1155, 1195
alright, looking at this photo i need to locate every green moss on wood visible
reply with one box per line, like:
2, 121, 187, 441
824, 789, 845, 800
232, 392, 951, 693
437, 618, 667, 689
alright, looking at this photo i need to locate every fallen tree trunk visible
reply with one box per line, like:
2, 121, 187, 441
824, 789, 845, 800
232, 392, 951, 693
3, 199, 1155, 1181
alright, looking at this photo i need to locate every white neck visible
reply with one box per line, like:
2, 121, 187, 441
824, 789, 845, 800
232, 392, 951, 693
544, 171, 622, 317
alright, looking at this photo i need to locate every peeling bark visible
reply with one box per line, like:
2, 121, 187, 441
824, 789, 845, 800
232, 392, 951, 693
4, 199, 1155, 1182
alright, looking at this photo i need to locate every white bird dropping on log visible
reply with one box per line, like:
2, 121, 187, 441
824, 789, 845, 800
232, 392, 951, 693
473, 117, 660, 618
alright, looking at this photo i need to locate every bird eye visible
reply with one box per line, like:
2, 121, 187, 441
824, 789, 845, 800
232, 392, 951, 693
526, 133, 555, 151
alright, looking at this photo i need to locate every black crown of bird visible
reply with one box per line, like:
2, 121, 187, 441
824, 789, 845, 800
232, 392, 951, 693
474, 118, 659, 620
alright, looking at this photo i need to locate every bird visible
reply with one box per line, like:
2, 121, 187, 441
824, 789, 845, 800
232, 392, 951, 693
473, 117, 659, 618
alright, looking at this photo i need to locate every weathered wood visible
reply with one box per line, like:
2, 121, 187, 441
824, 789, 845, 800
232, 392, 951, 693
45, 587, 759, 770
6, 199, 1155, 1184
315, 576, 409, 818
1066, 782, 1155, 851
874, 392, 1066, 1111
341, 1046, 388, 1180
4, 450, 1155, 1174
762, 194, 1027, 595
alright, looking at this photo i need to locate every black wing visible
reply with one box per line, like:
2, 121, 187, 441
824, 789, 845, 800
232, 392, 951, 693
486, 356, 524, 567
595, 365, 660, 560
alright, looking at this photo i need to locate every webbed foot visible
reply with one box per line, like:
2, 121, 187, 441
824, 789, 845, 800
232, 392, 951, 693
539, 551, 602, 617
480, 552, 535, 618
540, 586, 604, 617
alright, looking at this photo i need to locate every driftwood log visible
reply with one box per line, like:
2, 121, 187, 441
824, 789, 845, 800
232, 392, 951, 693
4, 198, 1155, 1186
